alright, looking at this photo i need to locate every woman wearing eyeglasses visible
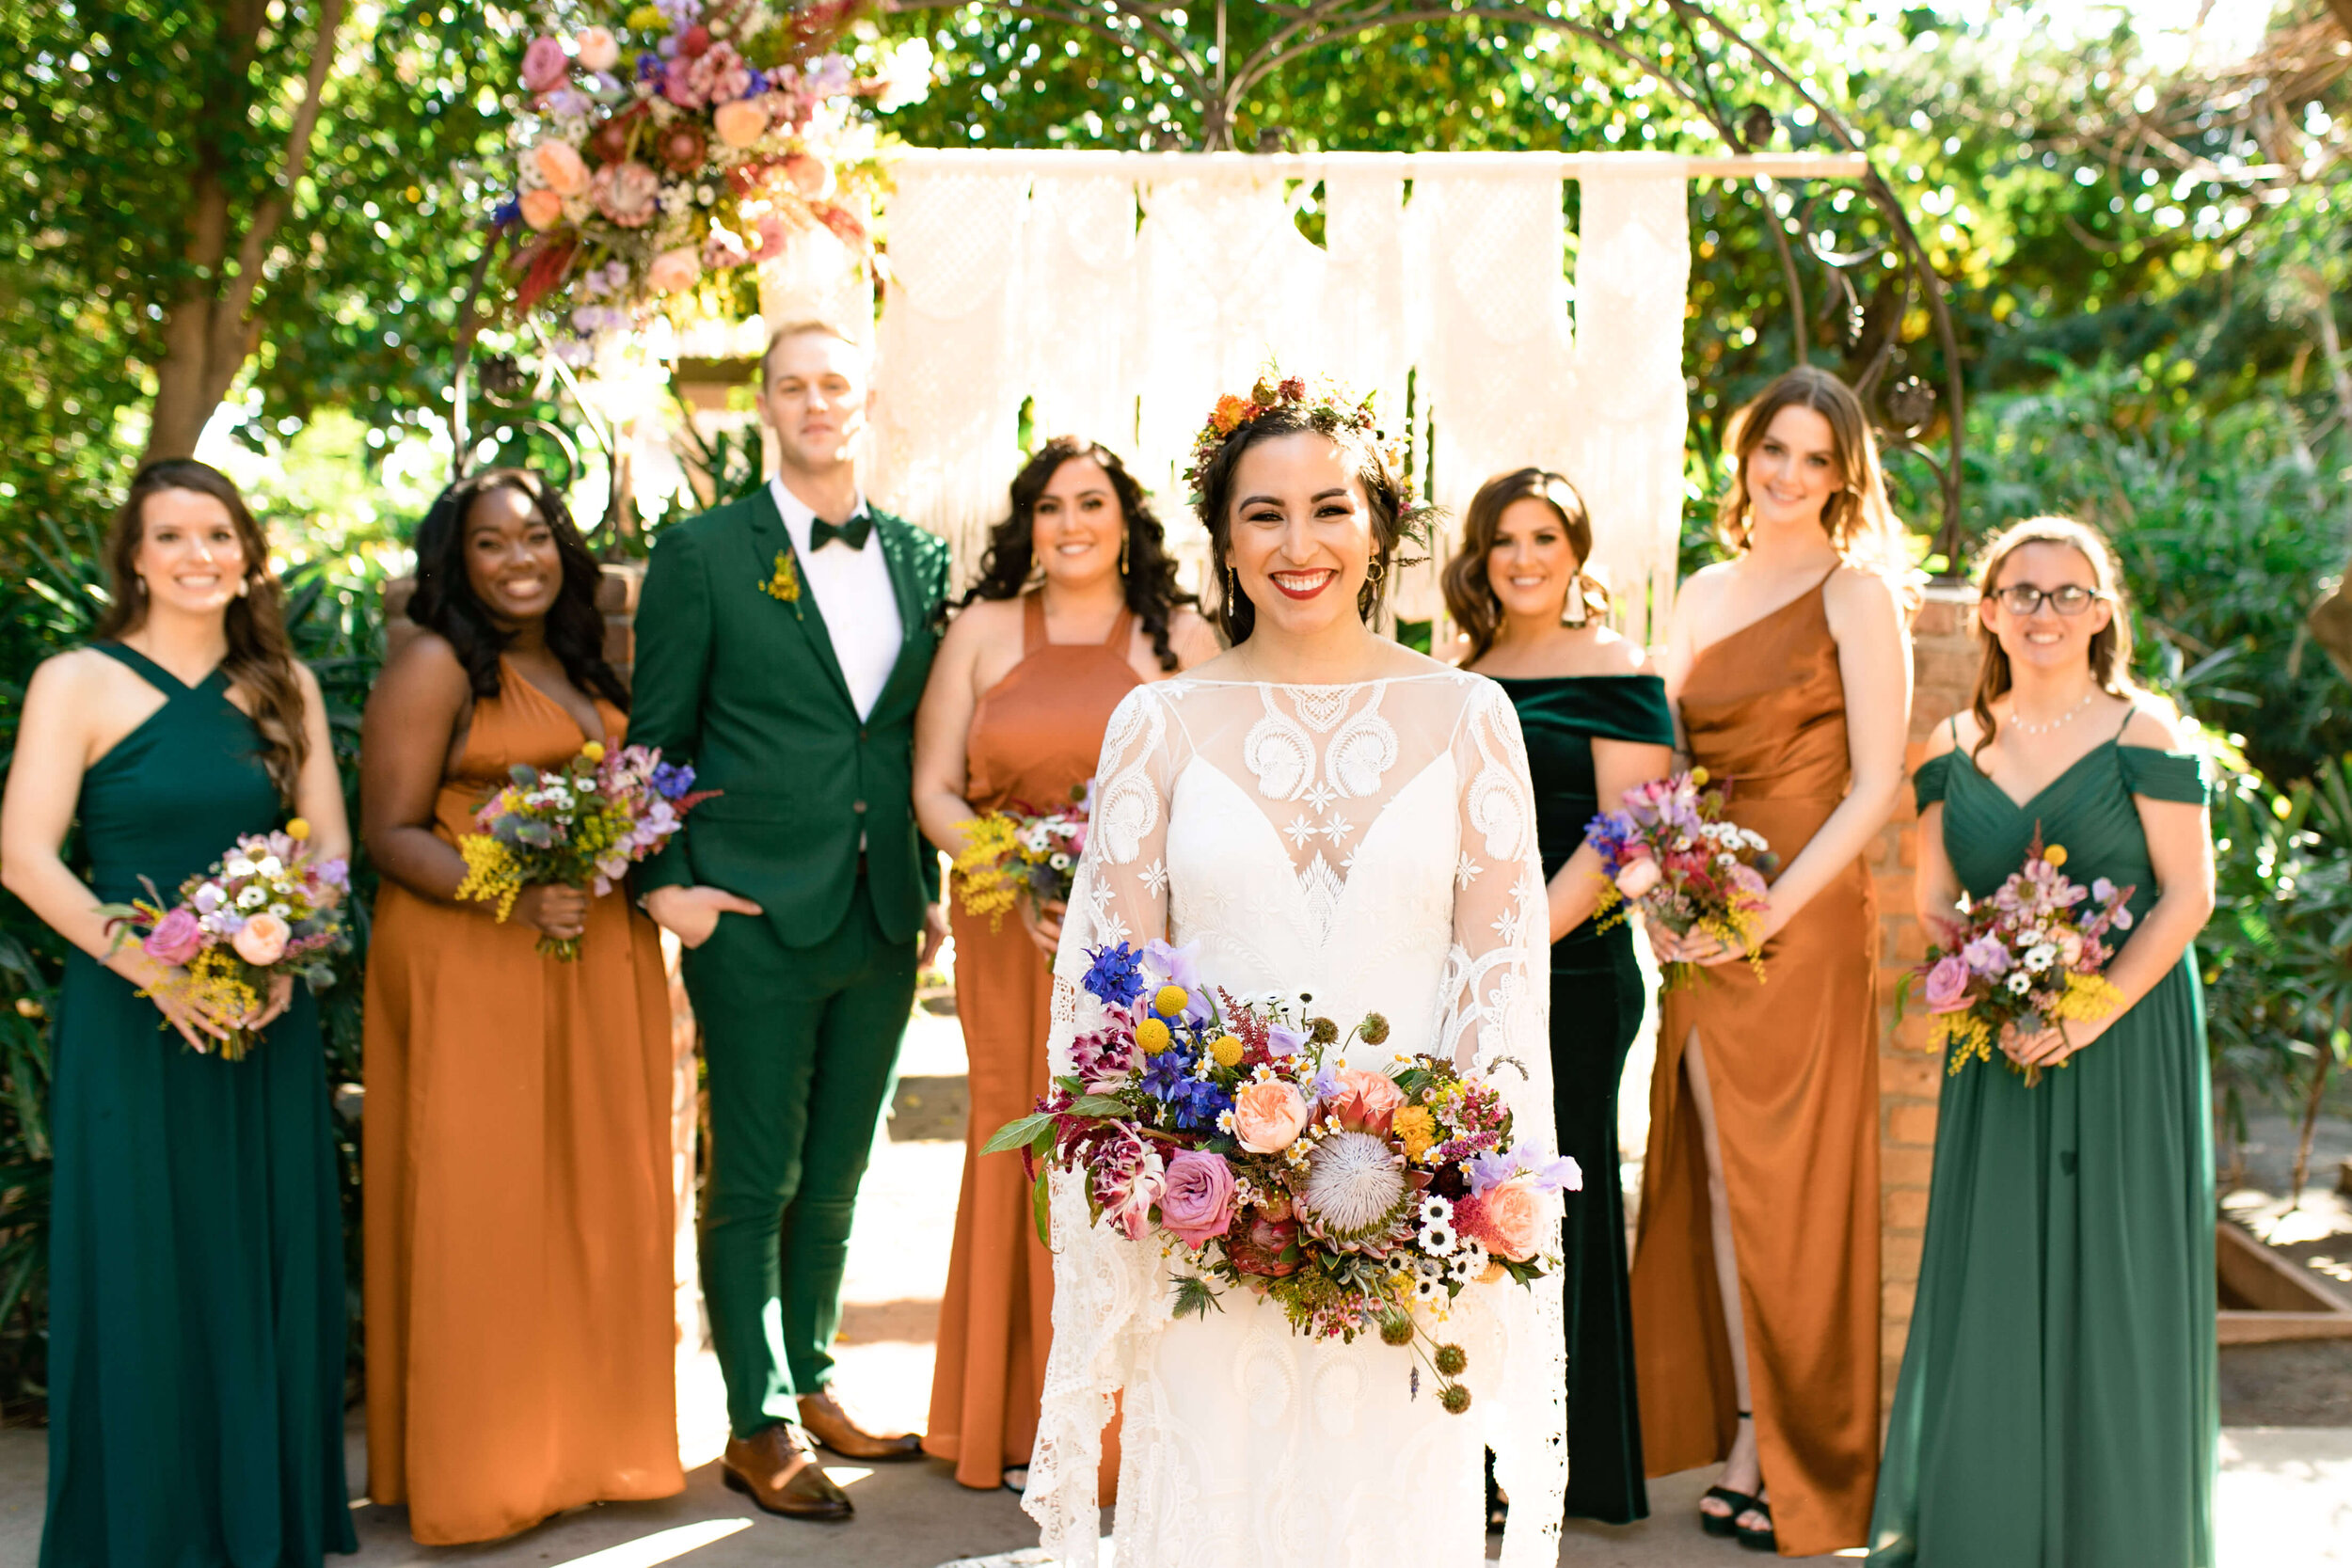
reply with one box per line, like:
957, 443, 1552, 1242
1867, 516, 2217, 1568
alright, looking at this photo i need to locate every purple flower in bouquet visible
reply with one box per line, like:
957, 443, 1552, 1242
1163, 1075, 1232, 1133
141, 907, 205, 967
1080, 942, 1147, 1008
1263, 1022, 1307, 1058
1961, 935, 2010, 976
1159, 1150, 1237, 1246
521, 36, 570, 93
1922, 954, 1973, 1013
636, 51, 663, 82
1138, 1049, 1191, 1103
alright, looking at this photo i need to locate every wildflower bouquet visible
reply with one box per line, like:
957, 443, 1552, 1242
1898, 833, 2134, 1085
988, 939, 1578, 1416
1582, 768, 1778, 990
454, 741, 712, 959
99, 820, 351, 1060
951, 782, 1089, 929
502, 0, 932, 350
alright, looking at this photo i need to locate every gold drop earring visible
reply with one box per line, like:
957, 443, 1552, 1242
1119, 531, 1130, 578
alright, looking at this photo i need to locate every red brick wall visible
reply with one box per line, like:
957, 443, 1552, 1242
1872, 585, 1979, 1402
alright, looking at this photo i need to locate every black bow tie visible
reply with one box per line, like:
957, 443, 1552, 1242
809, 513, 873, 552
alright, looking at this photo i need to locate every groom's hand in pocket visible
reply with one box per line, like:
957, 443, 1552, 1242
644, 884, 764, 949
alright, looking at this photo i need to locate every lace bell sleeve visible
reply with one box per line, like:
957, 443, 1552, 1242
1441, 677, 1568, 1566
1023, 684, 1180, 1561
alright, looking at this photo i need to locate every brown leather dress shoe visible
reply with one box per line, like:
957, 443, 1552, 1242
721, 1423, 853, 1521
798, 1387, 924, 1461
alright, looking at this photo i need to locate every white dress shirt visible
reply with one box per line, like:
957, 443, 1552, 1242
769, 476, 903, 721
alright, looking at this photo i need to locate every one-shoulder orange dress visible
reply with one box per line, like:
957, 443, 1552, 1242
926, 594, 1137, 1492
1629, 579, 1882, 1557
363, 658, 684, 1543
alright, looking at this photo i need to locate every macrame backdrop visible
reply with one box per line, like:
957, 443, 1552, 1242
808, 151, 1692, 644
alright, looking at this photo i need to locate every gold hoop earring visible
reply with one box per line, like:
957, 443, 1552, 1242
1365, 557, 1385, 588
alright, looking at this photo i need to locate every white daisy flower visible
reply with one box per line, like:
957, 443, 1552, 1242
1418, 1195, 1454, 1227
1419, 1219, 1457, 1256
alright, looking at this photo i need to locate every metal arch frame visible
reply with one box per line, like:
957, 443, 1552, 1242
882, 0, 1969, 568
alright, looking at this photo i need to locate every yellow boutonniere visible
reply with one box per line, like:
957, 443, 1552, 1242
762, 549, 802, 604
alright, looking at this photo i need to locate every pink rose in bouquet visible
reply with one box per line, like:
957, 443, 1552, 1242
1159, 1150, 1237, 1246
1921, 954, 1972, 1013
141, 907, 205, 967
520, 36, 570, 93
532, 139, 590, 197
1613, 856, 1663, 900
648, 246, 701, 294
591, 161, 660, 228
1232, 1079, 1309, 1153
230, 911, 291, 967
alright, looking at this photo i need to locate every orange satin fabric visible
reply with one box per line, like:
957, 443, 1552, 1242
363, 660, 682, 1543
1629, 582, 1882, 1557
928, 594, 1135, 1493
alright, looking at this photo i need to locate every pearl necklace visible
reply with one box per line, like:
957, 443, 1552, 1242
2006, 689, 2097, 737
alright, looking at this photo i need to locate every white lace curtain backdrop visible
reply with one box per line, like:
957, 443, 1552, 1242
852, 150, 1692, 647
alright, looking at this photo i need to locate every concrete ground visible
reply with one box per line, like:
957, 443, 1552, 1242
2, 1006, 2347, 1566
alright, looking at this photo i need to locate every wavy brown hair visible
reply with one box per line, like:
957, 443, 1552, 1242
1195, 402, 1436, 644
1441, 467, 1612, 663
1967, 515, 2141, 762
958, 436, 1197, 672
95, 459, 310, 803
1715, 366, 1904, 570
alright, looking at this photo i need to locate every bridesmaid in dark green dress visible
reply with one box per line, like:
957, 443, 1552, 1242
1446, 468, 1675, 1525
1869, 517, 2217, 1568
0, 461, 357, 1566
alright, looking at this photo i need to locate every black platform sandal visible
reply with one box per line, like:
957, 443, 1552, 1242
1000, 1464, 1029, 1496
1699, 1409, 1759, 1539
1734, 1495, 1776, 1552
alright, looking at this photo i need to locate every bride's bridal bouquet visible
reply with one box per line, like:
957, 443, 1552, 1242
100, 819, 351, 1060
952, 781, 1090, 929
1898, 832, 2134, 1086
1583, 768, 1778, 990
455, 741, 712, 958
989, 939, 1578, 1416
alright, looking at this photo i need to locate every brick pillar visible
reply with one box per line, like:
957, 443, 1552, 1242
1872, 584, 1979, 1405
380, 562, 645, 680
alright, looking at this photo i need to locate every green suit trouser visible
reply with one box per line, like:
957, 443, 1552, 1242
683, 877, 915, 1438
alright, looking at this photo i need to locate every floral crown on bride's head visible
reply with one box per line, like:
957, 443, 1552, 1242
1184, 370, 1411, 495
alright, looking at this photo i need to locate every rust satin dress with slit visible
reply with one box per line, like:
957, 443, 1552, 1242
363, 658, 683, 1543
927, 594, 1135, 1493
1629, 578, 1882, 1557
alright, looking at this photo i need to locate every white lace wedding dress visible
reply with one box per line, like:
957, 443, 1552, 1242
1022, 668, 1568, 1567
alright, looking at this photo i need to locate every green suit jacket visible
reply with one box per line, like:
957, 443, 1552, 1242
630, 486, 950, 947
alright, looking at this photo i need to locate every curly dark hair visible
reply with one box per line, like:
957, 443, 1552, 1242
959, 436, 1198, 672
1193, 403, 1435, 643
407, 468, 629, 710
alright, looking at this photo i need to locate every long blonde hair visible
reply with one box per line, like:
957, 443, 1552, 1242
1440, 467, 1611, 663
1967, 515, 2142, 761
1715, 366, 1904, 571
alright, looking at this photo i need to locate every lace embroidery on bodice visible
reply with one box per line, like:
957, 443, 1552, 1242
1025, 671, 1567, 1567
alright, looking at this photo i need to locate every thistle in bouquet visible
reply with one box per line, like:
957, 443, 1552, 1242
1582, 767, 1778, 990
454, 741, 714, 959
98, 818, 351, 1060
1897, 832, 2134, 1086
952, 780, 1090, 931
986, 938, 1579, 1417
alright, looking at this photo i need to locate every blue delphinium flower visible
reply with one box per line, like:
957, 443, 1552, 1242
649, 761, 696, 800
1138, 1048, 1190, 1102
1081, 942, 1147, 1008
1165, 1076, 1233, 1132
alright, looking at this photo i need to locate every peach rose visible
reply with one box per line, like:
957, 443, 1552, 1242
518, 188, 566, 230
782, 150, 834, 201
1330, 1067, 1405, 1134
648, 246, 701, 294
713, 99, 770, 149
574, 25, 619, 72
532, 138, 590, 197
1470, 1173, 1548, 1262
230, 912, 290, 967
1232, 1080, 1309, 1154
1613, 858, 1662, 900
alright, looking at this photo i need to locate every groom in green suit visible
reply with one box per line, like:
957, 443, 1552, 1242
632, 320, 950, 1522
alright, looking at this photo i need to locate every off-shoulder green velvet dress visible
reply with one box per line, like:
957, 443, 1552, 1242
1867, 729, 2215, 1568
42, 641, 355, 1567
1495, 673, 1677, 1525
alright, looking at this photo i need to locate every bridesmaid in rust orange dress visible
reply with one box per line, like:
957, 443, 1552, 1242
1629, 370, 1912, 1557
912, 437, 1217, 1493
360, 470, 682, 1543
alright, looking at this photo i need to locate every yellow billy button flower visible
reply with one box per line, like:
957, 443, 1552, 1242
1136, 1018, 1173, 1054
1152, 984, 1190, 1017
2043, 844, 2068, 868
580, 741, 606, 764
1209, 1034, 1245, 1068
1688, 766, 1710, 786
284, 817, 311, 842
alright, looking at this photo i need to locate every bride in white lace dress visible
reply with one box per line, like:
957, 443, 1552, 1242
1022, 379, 1569, 1566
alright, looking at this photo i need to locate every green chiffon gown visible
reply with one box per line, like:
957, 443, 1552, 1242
1867, 726, 2216, 1568
42, 641, 355, 1567
1495, 673, 1677, 1525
